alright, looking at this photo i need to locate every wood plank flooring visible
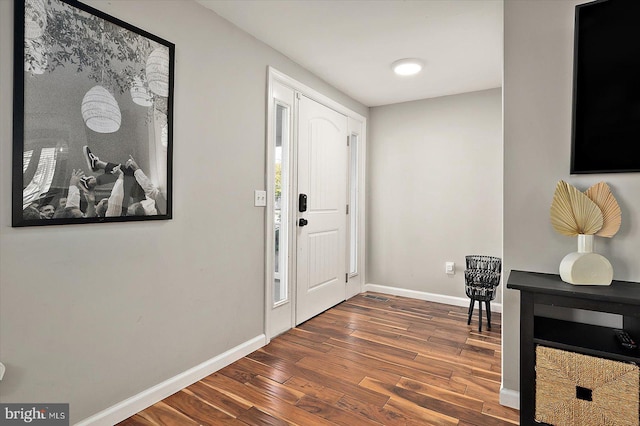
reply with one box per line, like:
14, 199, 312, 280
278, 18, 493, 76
119, 293, 519, 425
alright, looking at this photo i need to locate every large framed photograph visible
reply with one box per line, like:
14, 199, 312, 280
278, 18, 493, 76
13, 0, 174, 226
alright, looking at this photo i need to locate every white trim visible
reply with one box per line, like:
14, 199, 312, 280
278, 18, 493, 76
268, 67, 366, 122
345, 116, 367, 300
264, 69, 275, 344
364, 283, 503, 313
499, 387, 520, 410
265, 78, 297, 340
75, 334, 267, 426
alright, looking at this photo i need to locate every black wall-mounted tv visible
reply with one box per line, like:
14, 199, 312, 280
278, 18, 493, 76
571, 0, 640, 174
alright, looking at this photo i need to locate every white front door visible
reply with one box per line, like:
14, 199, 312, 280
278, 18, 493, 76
296, 95, 348, 325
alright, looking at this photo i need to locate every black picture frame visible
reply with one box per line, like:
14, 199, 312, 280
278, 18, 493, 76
13, 0, 174, 226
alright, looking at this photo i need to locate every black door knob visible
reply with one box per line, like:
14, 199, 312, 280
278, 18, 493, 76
299, 218, 308, 227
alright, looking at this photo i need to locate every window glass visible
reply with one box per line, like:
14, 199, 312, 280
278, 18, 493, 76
349, 134, 358, 275
274, 103, 289, 305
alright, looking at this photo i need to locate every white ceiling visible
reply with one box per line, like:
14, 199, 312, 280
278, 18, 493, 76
197, 0, 503, 107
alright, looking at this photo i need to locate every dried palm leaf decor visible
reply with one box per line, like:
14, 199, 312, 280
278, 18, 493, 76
550, 181, 621, 285
551, 181, 603, 236
585, 182, 622, 238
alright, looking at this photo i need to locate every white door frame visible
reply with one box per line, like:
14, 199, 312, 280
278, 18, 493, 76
264, 67, 367, 342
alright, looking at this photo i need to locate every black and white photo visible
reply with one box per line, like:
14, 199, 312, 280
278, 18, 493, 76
13, 0, 174, 226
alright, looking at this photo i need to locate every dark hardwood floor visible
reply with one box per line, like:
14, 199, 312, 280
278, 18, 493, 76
118, 293, 519, 425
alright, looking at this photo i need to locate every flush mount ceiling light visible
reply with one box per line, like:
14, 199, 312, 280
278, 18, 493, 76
391, 58, 424, 76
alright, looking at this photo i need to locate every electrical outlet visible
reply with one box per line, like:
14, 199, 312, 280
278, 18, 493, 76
254, 190, 267, 207
445, 262, 455, 275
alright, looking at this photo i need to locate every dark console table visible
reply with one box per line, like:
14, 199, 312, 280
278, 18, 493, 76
507, 270, 640, 425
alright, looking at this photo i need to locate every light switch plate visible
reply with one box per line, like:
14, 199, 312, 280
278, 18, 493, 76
254, 190, 267, 207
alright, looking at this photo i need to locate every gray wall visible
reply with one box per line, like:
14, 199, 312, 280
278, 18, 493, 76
503, 0, 640, 394
367, 89, 502, 301
0, 1, 366, 423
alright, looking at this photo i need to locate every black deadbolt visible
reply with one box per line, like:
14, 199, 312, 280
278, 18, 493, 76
299, 194, 307, 212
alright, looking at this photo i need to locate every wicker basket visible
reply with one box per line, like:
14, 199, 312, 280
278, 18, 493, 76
536, 346, 639, 425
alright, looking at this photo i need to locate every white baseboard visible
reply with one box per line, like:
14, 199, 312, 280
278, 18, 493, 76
75, 334, 267, 426
364, 283, 502, 313
499, 387, 520, 409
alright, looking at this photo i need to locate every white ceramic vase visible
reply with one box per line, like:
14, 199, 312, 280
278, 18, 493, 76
559, 234, 613, 285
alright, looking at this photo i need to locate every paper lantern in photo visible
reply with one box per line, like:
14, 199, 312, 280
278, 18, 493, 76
146, 47, 169, 97
130, 75, 153, 107
81, 85, 121, 133
25, 0, 47, 40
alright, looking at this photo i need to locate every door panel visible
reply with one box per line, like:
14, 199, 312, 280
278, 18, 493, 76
308, 230, 339, 290
296, 96, 348, 325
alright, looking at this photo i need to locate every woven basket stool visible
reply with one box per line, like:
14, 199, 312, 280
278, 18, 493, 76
464, 255, 501, 332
